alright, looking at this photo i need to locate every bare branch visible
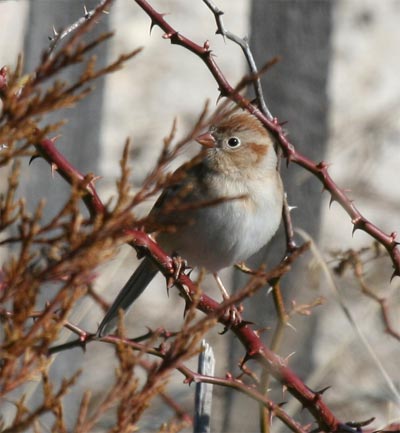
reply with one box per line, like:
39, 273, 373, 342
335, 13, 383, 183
202, 0, 272, 119
47, 0, 113, 57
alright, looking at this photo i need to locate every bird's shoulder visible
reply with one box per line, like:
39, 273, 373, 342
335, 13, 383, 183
151, 153, 214, 214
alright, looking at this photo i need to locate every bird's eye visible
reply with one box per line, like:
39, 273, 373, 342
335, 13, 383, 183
227, 136, 241, 148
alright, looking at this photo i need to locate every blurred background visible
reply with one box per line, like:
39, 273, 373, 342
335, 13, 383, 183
1, 1, 400, 432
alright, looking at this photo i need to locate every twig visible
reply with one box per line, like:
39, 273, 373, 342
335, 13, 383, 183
47, 0, 112, 56
335, 248, 400, 342
202, 0, 272, 119
100, 335, 308, 433
296, 228, 400, 406
282, 193, 298, 256
34, 137, 106, 219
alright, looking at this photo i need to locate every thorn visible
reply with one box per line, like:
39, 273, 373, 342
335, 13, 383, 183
238, 320, 254, 327
216, 89, 227, 104
329, 196, 335, 208
285, 153, 294, 166
254, 327, 269, 337
266, 285, 273, 295
283, 351, 296, 365
29, 153, 41, 165
158, 342, 168, 355
89, 175, 102, 185
183, 376, 194, 385
50, 134, 62, 144
317, 161, 329, 170
219, 325, 229, 335
344, 417, 375, 428
149, 19, 157, 34
279, 120, 288, 126
352, 216, 362, 224
166, 277, 174, 294
288, 205, 297, 212
235, 261, 253, 273
240, 352, 252, 367
52, 25, 58, 36
286, 322, 297, 332
203, 40, 210, 50
51, 163, 58, 177
83, 5, 90, 19
79, 337, 88, 352
315, 385, 331, 395
183, 300, 190, 317
390, 270, 398, 282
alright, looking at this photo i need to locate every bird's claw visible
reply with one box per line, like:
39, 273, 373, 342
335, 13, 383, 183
219, 303, 243, 334
166, 254, 192, 297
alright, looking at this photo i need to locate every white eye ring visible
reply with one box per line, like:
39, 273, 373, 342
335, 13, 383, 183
227, 136, 241, 148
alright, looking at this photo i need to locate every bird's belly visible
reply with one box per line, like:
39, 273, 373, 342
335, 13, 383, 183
158, 196, 281, 272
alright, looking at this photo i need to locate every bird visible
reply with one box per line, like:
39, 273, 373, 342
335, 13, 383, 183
97, 109, 284, 337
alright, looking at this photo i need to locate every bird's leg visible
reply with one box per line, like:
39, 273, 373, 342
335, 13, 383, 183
171, 255, 188, 280
213, 272, 230, 300
213, 272, 241, 325
167, 253, 192, 301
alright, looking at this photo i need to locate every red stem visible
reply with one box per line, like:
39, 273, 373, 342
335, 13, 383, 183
35, 138, 106, 219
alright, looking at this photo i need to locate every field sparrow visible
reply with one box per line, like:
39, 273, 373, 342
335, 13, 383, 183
97, 110, 284, 336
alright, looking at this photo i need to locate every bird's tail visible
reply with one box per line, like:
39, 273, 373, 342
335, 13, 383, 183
97, 257, 158, 337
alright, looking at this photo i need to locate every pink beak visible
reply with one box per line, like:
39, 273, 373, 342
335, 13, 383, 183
196, 132, 215, 148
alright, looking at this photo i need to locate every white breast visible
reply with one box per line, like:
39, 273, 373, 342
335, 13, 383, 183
158, 174, 283, 272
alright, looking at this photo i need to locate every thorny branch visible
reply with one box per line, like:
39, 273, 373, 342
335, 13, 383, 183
334, 246, 400, 342
47, 0, 112, 56
1, 301, 306, 433
203, 0, 272, 120
100, 334, 308, 433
